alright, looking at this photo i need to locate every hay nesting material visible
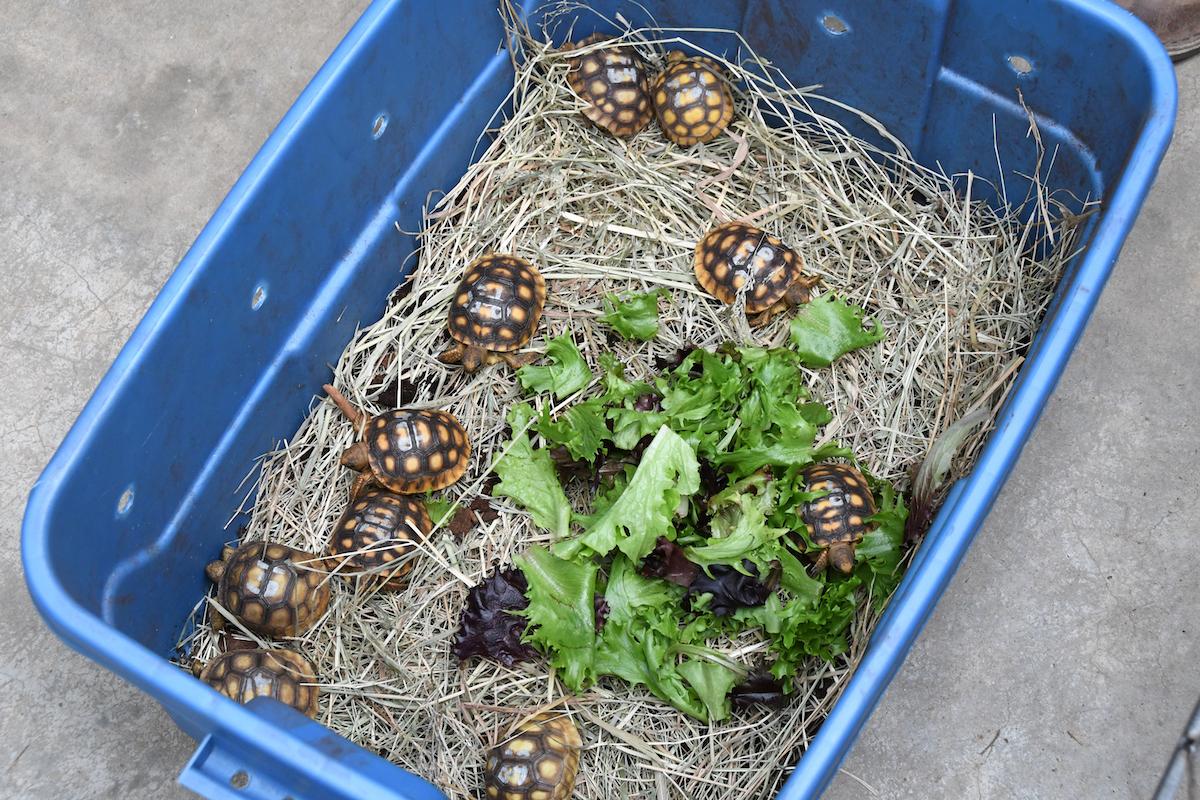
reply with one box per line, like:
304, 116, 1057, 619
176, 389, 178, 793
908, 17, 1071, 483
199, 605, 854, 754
177, 5, 1089, 797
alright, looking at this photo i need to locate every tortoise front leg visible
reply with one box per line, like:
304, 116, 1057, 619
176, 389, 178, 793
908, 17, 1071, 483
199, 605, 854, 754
500, 351, 540, 369
349, 470, 376, 501
437, 343, 465, 365
810, 548, 830, 575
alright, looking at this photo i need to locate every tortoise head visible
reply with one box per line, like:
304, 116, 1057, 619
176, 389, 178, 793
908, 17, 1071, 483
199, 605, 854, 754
190, 659, 205, 678
460, 344, 487, 373
205, 559, 226, 583
340, 441, 370, 471
828, 542, 855, 575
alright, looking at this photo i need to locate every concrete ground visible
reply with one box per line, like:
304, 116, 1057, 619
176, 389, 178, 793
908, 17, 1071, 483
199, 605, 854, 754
1, 3, 1196, 799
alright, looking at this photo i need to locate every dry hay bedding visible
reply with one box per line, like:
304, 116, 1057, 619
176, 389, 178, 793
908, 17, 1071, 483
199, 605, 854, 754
177, 10, 1087, 799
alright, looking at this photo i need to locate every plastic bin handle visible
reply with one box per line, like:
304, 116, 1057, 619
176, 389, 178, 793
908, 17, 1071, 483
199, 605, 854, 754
179, 698, 447, 800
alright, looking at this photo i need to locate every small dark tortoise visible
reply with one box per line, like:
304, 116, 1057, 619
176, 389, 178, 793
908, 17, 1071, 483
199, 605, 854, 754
484, 713, 582, 800
327, 487, 431, 590
565, 33, 654, 138
193, 648, 319, 718
206, 541, 330, 637
438, 254, 546, 373
694, 221, 819, 326
652, 52, 734, 146
800, 462, 878, 574
324, 384, 470, 498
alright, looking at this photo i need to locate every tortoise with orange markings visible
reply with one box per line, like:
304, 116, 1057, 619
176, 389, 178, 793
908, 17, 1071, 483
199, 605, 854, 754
694, 221, 819, 326
565, 33, 654, 138
438, 254, 546, 373
652, 52, 734, 145
324, 384, 470, 498
484, 713, 582, 800
206, 541, 330, 637
799, 462, 878, 574
193, 648, 319, 718
327, 487, 431, 590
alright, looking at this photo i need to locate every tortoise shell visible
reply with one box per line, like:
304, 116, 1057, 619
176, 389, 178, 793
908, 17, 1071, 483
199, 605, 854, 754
566, 34, 654, 138
448, 255, 546, 353
652, 53, 734, 146
364, 409, 470, 494
694, 222, 804, 314
195, 648, 319, 718
485, 713, 582, 800
327, 488, 431, 590
207, 542, 330, 637
801, 463, 877, 570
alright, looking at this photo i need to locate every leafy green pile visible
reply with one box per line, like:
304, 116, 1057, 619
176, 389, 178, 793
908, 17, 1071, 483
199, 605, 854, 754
460, 294, 903, 722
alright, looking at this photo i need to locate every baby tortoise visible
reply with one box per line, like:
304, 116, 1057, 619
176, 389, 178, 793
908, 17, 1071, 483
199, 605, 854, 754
485, 713, 582, 800
694, 221, 819, 326
327, 488, 431, 590
438, 254, 546, 373
207, 541, 330, 637
193, 648, 319, 718
652, 52, 734, 146
324, 384, 470, 498
565, 33, 654, 138
800, 462, 878, 574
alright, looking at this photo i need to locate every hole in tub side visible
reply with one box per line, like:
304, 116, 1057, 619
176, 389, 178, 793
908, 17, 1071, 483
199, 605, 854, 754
229, 770, 250, 789
1007, 54, 1034, 75
372, 113, 389, 139
822, 13, 850, 35
251, 283, 268, 310
116, 485, 135, 517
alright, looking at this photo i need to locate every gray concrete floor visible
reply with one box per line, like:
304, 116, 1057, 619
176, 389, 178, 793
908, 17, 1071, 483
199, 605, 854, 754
1, 3, 1196, 799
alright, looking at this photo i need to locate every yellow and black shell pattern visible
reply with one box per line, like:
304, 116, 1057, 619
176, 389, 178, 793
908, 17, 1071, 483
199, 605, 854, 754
448, 254, 546, 354
566, 33, 654, 138
364, 409, 470, 494
195, 648, 319, 718
327, 488, 431, 590
484, 713, 582, 800
801, 463, 878, 548
207, 542, 330, 637
652, 53, 734, 146
694, 222, 804, 313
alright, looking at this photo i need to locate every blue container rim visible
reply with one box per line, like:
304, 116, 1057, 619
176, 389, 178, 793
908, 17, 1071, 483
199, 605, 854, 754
21, 1, 1178, 797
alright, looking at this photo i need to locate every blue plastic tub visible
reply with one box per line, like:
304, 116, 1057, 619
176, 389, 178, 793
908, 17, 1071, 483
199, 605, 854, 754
22, 1, 1175, 798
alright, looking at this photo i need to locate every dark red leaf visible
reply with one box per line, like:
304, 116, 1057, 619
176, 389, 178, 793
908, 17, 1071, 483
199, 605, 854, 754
684, 560, 775, 617
640, 537, 698, 587
594, 595, 610, 631
452, 566, 537, 667
731, 671, 790, 709
655, 345, 697, 371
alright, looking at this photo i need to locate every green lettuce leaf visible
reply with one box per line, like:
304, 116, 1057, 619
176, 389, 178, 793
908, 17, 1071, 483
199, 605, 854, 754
555, 426, 700, 561
493, 403, 572, 539
855, 477, 908, 609
599, 290, 664, 341
515, 547, 597, 690
517, 334, 592, 399
536, 400, 608, 462
789, 294, 885, 367
677, 657, 738, 722
426, 497, 458, 528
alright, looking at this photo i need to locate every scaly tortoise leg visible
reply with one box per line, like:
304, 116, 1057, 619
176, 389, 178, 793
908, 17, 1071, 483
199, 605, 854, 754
500, 351, 540, 369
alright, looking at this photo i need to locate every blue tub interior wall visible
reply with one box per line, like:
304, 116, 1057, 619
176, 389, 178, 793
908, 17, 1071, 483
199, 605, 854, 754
58, 0, 522, 652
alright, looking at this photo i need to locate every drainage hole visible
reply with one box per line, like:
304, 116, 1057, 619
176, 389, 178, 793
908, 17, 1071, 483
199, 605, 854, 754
1007, 54, 1034, 75
230, 770, 250, 789
822, 14, 849, 35
116, 486, 135, 516
251, 283, 267, 310
372, 113, 389, 139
